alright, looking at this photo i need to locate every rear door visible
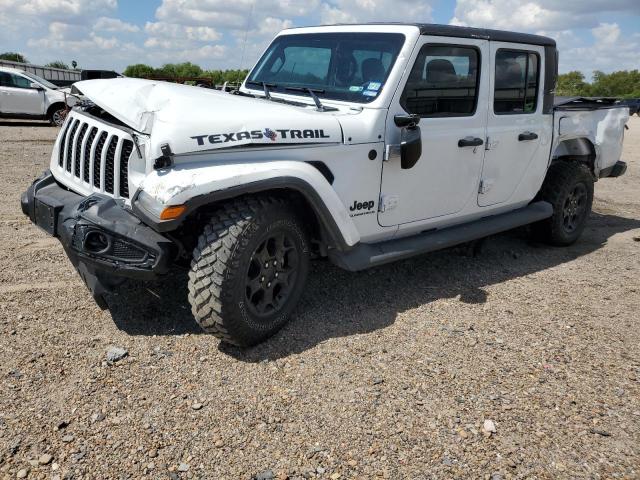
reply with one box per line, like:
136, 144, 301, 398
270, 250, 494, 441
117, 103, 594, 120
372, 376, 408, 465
379, 37, 489, 226
478, 43, 549, 206
0, 72, 44, 115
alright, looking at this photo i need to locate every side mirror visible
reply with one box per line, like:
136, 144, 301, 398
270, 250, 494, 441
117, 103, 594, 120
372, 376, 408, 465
394, 114, 422, 170
400, 125, 422, 170
30, 82, 43, 91
394, 113, 420, 128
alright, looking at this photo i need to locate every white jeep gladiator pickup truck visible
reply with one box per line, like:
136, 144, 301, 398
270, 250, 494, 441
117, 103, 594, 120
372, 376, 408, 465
22, 24, 629, 346
0, 66, 75, 126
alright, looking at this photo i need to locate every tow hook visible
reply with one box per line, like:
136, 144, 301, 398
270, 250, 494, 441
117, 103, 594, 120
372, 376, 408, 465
154, 143, 174, 170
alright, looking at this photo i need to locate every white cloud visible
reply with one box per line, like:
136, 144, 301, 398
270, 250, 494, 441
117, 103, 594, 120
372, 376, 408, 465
1, 0, 638, 75
27, 22, 120, 52
145, 22, 221, 42
94, 16, 140, 33
154, 0, 319, 28
451, 0, 639, 31
0, 0, 116, 21
561, 23, 639, 75
255, 17, 293, 38
591, 22, 621, 45
320, 0, 433, 24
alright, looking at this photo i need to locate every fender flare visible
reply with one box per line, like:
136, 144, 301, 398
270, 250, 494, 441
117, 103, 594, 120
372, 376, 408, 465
46, 101, 66, 118
132, 165, 360, 252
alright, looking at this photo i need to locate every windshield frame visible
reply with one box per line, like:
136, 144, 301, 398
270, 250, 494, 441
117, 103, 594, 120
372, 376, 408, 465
245, 32, 407, 105
20, 71, 58, 89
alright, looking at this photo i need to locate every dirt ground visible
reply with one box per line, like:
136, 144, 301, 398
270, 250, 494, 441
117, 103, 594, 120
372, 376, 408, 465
0, 116, 639, 480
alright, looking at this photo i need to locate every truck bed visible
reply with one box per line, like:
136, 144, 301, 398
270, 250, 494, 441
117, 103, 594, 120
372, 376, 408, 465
552, 98, 629, 177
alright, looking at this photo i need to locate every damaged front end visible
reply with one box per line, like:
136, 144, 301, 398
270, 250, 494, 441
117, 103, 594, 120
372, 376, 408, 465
21, 171, 175, 308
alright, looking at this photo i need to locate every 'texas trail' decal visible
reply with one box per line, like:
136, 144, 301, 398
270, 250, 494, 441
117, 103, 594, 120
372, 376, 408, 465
191, 129, 331, 146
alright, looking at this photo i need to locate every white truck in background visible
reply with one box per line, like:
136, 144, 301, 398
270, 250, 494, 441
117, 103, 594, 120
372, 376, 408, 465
22, 24, 629, 346
0, 66, 76, 126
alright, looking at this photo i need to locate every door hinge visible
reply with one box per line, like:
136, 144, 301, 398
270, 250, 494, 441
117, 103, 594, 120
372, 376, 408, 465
478, 179, 494, 195
485, 137, 499, 150
379, 194, 399, 213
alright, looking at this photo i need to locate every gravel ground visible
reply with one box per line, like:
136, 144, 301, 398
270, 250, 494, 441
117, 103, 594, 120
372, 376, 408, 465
1, 116, 639, 480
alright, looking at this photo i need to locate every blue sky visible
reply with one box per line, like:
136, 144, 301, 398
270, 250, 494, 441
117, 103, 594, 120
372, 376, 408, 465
0, 0, 638, 79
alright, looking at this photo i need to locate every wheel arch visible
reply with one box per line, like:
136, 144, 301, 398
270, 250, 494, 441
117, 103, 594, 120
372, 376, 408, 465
550, 137, 597, 176
133, 164, 361, 253
46, 101, 67, 119
184, 179, 351, 253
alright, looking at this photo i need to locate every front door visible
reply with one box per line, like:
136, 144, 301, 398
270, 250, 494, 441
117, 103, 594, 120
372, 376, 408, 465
379, 37, 489, 227
0, 72, 44, 115
478, 42, 547, 206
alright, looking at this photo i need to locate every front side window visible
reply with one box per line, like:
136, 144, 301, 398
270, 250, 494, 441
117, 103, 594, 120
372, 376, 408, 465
494, 49, 539, 114
21, 71, 57, 89
401, 44, 480, 117
0, 73, 34, 89
0, 72, 12, 87
247, 32, 406, 104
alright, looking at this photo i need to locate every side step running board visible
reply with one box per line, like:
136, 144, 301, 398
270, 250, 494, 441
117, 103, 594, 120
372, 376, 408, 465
330, 201, 553, 272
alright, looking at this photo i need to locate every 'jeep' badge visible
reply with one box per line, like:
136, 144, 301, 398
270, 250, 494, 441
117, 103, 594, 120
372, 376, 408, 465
349, 200, 376, 217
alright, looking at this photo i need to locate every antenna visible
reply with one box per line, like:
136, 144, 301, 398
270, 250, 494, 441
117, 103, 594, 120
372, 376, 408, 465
238, 0, 255, 78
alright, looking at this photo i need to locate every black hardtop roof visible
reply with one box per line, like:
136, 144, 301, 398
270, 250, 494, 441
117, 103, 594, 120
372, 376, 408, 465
414, 23, 555, 47
296, 23, 556, 47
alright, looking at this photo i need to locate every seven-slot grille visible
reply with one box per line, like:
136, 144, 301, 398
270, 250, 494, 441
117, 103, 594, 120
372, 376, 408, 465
55, 112, 134, 199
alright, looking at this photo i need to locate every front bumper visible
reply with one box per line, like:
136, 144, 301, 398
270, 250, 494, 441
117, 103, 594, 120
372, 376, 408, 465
21, 171, 175, 307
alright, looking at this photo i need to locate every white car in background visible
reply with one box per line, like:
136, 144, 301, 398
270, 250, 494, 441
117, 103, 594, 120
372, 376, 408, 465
0, 66, 77, 126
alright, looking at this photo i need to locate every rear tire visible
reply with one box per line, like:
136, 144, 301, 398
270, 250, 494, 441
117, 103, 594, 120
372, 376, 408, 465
188, 196, 310, 347
532, 161, 594, 246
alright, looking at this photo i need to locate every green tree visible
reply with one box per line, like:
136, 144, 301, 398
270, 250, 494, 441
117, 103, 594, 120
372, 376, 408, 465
71, 60, 78, 69
157, 62, 203, 78
220, 69, 249, 83
590, 70, 640, 98
556, 71, 591, 97
45, 61, 69, 69
204, 69, 225, 85
0, 52, 28, 63
123, 63, 157, 78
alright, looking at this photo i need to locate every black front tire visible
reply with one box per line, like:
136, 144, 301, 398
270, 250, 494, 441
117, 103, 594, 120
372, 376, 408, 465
188, 196, 310, 347
49, 107, 67, 127
532, 161, 594, 246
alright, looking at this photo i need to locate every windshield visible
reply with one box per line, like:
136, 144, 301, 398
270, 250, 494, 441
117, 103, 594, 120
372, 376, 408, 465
20, 71, 58, 89
247, 32, 406, 104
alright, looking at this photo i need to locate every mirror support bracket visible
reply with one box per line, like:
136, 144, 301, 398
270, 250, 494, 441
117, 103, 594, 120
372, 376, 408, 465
384, 144, 401, 162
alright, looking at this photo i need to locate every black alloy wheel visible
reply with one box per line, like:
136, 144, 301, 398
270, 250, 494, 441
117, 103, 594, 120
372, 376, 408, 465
245, 231, 300, 318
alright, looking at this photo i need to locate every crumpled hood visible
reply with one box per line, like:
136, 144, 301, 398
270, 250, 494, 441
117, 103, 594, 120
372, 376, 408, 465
74, 78, 344, 159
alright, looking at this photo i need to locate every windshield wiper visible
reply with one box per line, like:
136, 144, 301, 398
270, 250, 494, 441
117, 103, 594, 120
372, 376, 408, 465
285, 86, 336, 112
246, 81, 277, 100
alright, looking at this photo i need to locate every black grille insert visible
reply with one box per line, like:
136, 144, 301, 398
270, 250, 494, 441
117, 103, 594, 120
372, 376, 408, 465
57, 120, 72, 167
104, 136, 118, 194
82, 127, 98, 183
92, 132, 108, 188
119, 140, 133, 198
74, 123, 88, 178
65, 120, 80, 172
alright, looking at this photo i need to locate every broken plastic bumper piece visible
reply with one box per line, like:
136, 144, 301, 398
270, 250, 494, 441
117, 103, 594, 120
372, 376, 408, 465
21, 171, 175, 307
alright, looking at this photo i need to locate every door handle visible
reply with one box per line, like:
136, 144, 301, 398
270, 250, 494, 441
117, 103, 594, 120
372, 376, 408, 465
518, 132, 539, 141
458, 137, 484, 148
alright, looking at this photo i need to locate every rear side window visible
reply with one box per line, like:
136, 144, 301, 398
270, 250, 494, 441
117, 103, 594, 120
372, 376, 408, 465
494, 50, 539, 114
401, 44, 480, 117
